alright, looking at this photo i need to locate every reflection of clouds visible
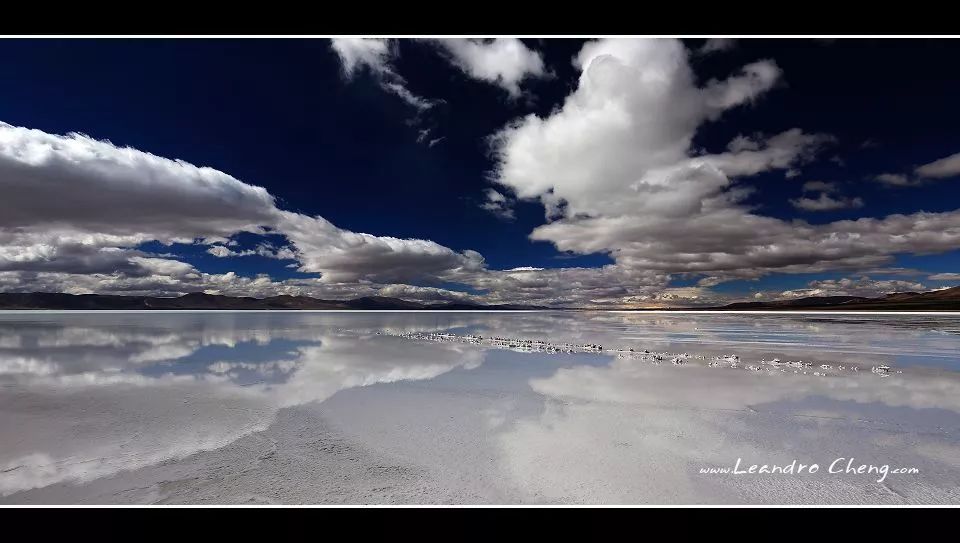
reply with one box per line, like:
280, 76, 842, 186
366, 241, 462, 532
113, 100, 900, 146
3, 311, 960, 503
497, 357, 960, 503
480, 399, 516, 430
208, 359, 301, 376
498, 400, 745, 503
0, 319, 277, 379
267, 336, 484, 409
0, 356, 59, 376
0, 314, 486, 496
530, 358, 960, 414
0, 378, 269, 496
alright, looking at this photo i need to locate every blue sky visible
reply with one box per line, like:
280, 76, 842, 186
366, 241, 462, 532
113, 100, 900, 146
0, 38, 958, 307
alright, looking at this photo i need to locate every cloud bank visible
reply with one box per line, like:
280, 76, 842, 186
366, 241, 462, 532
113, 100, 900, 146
0, 121, 483, 297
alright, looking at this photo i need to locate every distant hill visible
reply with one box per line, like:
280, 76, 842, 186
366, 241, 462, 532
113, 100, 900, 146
0, 292, 547, 311
709, 286, 960, 311
2, 287, 959, 311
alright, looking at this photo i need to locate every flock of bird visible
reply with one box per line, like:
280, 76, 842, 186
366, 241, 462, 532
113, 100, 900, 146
379, 331, 900, 378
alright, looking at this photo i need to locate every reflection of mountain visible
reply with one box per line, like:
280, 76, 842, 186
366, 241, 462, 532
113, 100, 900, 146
0, 292, 545, 310
711, 286, 960, 311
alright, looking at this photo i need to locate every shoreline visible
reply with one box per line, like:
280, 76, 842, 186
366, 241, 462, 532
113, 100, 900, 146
2, 309, 960, 315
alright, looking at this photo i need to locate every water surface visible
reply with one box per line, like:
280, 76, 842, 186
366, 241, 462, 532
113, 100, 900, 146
1, 311, 959, 504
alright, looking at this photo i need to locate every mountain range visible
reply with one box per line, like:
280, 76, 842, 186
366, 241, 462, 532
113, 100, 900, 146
0, 286, 958, 311
707, 285, 960, 311
0, 292, 545, 311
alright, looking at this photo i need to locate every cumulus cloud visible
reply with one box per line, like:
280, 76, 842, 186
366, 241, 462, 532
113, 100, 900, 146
790, 192, 864, 212
431, 38, 547, 97
491, 39, 784, 219
329, 38, 435, 111
489, 38, 960, 284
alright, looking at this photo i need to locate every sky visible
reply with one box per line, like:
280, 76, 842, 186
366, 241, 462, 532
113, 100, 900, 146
1, 37, 959, 308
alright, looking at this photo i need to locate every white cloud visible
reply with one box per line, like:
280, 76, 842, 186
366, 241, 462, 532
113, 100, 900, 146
0, 121, 486, 294
207, 245, 252, 258
0, 122, 276, 241
489, 38, 960, 283
276, 211, 485, 284
705, 129, 835, 178
726, 134, 760, 152
873, 151, 960, 188
696, 38, 736, 55
329, 38, 435, 111
206, 243, 294, 260
491, 39, 783, 219
431, 38, 547, 97
254, 243, 297, 260
207, 245, 233, 258
480, 188, 515, 220
701, 60, 782, 112
929, 272, 960, 281
790, 192, 864, 212
379, 81, 435, 111
916, 151, 960, 179
329, 37, 393, 77
416, 129, 445, 148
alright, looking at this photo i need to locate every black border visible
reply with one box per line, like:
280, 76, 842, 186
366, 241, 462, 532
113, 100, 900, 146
1, 6, 957, 35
